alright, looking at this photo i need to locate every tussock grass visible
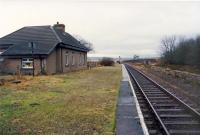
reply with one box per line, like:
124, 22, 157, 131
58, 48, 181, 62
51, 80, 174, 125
0, 65, 121, 135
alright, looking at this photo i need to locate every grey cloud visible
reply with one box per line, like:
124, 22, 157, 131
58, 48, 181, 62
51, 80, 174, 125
1, 1, 200, 58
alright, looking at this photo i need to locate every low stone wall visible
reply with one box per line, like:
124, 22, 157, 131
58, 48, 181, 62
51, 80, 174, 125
149, 66, 200, 83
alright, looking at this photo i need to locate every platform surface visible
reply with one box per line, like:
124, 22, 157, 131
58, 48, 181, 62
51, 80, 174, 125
116, 65, 144, 135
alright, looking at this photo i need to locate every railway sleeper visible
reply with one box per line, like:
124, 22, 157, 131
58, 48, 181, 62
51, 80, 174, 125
141, 108, 154, 113
152, 103, 180, 107
139, 103, 179, 109
156, 108, 184, 112
146, 122, 163, 129
148, 97, 170, 99
166, 123, 200, 130
143, 90, 163, 92
139, 104, 151, 109
164, 120, 200, 125
142, 89, 160, 92
169, 129, 200, 135
143, 91, 164, 94
154, 106, 182, 110
160, 114, 192, 118
161, 116, 195, 121
146, 94, 167, 97
137, 99, 147, 103
144, 120, 200, 133
157, 110, 189, 115
143, 116, 158, 121
147, 129, 163, 135
136, 97, 147, 100
149, 99, 175, 103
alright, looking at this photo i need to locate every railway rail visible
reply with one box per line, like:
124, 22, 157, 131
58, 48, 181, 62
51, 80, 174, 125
125, 64, 200, 135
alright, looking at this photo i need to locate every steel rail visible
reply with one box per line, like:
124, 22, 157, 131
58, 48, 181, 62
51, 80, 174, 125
128, 64, 200, 121
126, 65, 170, 135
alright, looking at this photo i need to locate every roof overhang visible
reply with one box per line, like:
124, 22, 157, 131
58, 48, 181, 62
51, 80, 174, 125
59, 43, 89, 52
0, 54, 48, 58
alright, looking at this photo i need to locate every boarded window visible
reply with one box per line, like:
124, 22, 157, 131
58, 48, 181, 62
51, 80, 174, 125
79, 54, 82, 65
83, 54, 86, 65
72, 54, 75, 65
22, 58, 33, 69
79, 54, 85, 65
82, 54, 85, 65
65, 52, 69, 66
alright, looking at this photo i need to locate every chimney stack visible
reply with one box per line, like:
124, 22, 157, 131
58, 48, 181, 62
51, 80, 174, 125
53, 22, 65, 32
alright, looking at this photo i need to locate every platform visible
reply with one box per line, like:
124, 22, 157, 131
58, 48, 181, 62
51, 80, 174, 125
116, 65, 145, 135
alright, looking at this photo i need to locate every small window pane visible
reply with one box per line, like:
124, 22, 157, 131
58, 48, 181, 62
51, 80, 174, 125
22, 58, 33, 69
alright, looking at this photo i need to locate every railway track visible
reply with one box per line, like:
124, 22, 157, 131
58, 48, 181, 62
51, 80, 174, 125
125, 64, 200, 135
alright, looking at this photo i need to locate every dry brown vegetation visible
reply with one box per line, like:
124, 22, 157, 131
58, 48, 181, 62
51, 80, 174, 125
159, 64, 200, 75
0, 65, 121, 134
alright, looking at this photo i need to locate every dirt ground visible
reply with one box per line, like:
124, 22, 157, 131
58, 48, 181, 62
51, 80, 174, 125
129, 63, 200, 112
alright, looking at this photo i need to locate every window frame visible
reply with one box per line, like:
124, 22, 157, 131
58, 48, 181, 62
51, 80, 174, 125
82, 54, 85, 65
79, 53, 82, 65
83, 54, 86, 65
21, 58, 33, 69
65, 52, 69, 66
72, 53, 75, 66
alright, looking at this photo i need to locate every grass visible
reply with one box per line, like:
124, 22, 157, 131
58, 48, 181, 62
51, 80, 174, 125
0, 65, 121, 135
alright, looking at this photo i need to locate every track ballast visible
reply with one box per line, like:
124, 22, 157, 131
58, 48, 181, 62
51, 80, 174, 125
125, 64, 200, 135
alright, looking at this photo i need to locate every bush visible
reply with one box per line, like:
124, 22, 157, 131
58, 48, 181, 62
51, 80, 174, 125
161, 35, 200, 66
100, 57, 115, 66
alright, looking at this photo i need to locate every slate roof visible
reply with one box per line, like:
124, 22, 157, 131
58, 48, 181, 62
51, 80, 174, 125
0, 25, 89, 56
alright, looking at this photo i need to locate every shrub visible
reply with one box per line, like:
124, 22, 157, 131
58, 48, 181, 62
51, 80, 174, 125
160, 35, 200, 66
100, 57, 115, 66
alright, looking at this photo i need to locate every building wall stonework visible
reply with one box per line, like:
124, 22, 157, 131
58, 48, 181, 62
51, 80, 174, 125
0, 47, 87, 75
33, 59, 42, 75
61, 48, 87, 73
42, 47, 87, 74
0, 58, 42, 75
56, 48, 62, 73
1, 58, 21, 74
46, 50, 57, 74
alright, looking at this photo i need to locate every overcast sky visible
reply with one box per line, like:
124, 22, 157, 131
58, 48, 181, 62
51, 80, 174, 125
0, 0, 200, 58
